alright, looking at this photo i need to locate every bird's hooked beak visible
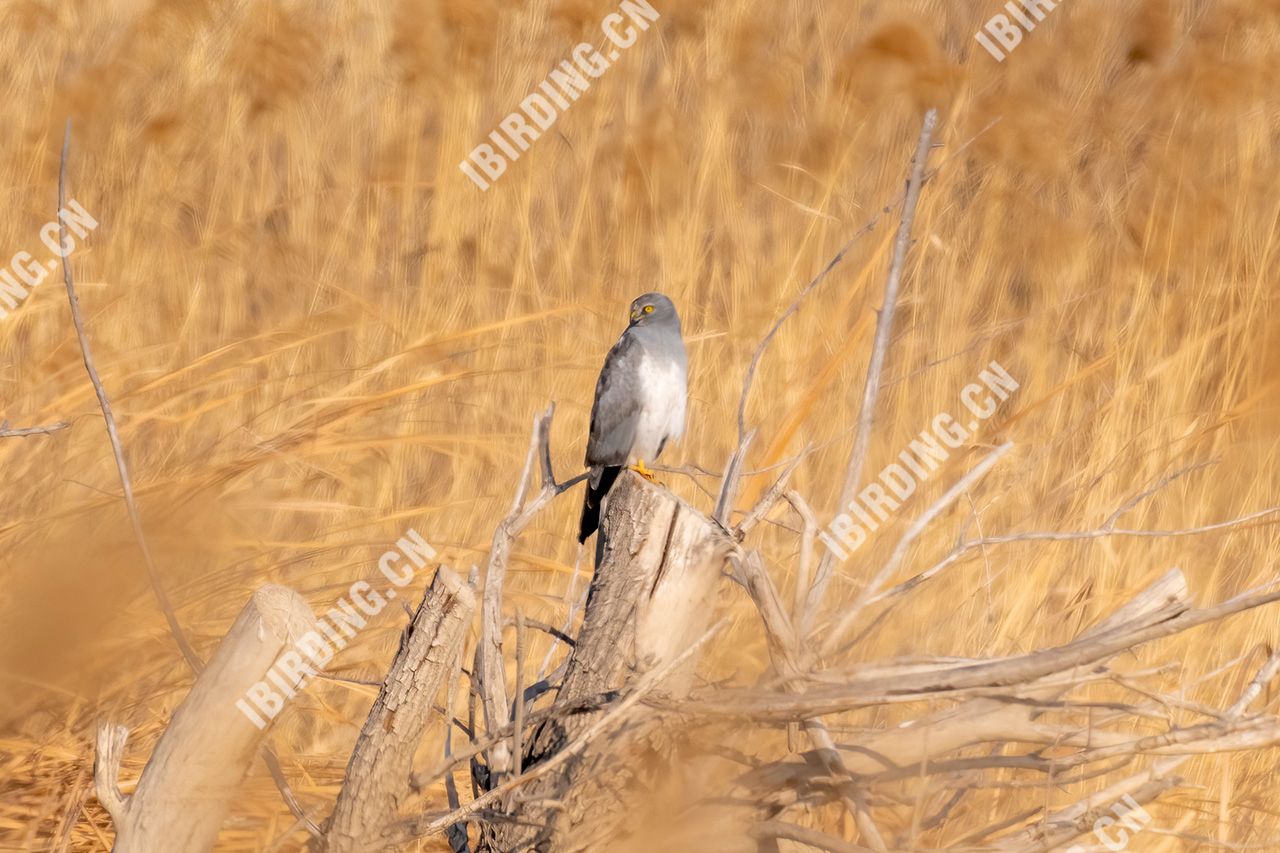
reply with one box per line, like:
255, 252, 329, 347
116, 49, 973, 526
629, 307, 641, 323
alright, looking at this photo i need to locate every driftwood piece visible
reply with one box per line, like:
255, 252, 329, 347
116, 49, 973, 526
827, 567, 1190, 777
483, 471, 733, 851
689, 568, 1280, 720
94, 584, 320, 853
724, 567, 1280, 848
324, 567, 475, 853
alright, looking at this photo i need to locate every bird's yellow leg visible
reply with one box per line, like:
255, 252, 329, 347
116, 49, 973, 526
629, 459, 658, 482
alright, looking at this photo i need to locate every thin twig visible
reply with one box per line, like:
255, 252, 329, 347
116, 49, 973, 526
713, 428, 754, 526
820, 440, 1012, 656
58, 120, 201, 672
389, 622, 725, 845
837, 108, 939, 512
783, 491, 820, 633
511, 611, 527, 778
867, 503, 1280, 613
537, 548, 586, 679
412, 687, 619, 795
0, 419, 70, 438
442, 634, 471, 853
732, 114, 999, 451
734, 449, 805, 541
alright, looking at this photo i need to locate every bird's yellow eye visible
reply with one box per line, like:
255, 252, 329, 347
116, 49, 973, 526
643, 305, 654, 314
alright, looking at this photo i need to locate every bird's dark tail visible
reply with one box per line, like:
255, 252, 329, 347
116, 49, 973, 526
578, 465, 622, 543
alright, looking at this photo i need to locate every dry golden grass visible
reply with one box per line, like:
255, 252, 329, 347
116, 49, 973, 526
1, 0, 1278, 849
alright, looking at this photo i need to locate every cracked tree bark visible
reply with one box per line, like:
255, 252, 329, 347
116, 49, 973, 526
481, 471, 733, 852
324, 567, 475, 853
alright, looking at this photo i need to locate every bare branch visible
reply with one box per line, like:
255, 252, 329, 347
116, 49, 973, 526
511, 611, 527, 778
58, 120, 201, 673
411, 689, 622, 796
732, 117, 999, 454
783, 490, 820, 633
713, 428, 754, 526
386, 622, 726, 847
836, 108, 939, 512
733, 448, 805, 541
680, 569, 1280, 720
866, 503, 1280, 615
536, 547, 587, 679
820, 441, 1012, 656
0, 419, 70, 438
738, 552, 886, 850
1227, 651, 1280, 718
476, 404, 567, 782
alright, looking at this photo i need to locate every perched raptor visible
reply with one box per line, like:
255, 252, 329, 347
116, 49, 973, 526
577, 292, 688, 543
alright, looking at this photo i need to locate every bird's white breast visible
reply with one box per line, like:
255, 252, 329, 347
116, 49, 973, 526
632, 351, 686, 463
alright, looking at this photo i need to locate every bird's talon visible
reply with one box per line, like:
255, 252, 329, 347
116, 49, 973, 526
630, 460, 658, 483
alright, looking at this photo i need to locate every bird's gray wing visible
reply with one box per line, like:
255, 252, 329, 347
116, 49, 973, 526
585, 330, 643, 471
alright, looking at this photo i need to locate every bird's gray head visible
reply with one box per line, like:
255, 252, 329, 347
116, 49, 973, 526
628, 292, 680, 330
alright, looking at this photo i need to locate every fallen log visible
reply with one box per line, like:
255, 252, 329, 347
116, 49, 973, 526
94, 584, 320, 853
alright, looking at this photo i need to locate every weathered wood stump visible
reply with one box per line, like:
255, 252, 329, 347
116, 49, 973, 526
484, 472, 733, 851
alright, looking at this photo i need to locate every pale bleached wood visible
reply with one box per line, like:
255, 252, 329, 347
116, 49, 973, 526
94, 584, 320, 853
481, 471, 732, 852
324, 567, 475, 853
475, 404, 584, 786
823, 568, 1191, 777
688, 569, 1209, 719
0, 419, 69, 438
552, 472, 729, 714
725, 566, 1267, 845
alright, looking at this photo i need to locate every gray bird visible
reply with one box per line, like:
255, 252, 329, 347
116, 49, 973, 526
578, 292, 688, 543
